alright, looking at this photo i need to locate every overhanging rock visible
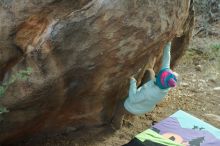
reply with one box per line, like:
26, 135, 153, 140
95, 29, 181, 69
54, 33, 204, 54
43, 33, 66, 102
0, 0, 194, 143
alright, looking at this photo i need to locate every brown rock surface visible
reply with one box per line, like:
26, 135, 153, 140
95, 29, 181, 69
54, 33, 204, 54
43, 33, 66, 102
0, 0, 194, 143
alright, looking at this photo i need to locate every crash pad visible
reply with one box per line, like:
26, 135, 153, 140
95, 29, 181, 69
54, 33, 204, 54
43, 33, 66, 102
124, 110, 220, 146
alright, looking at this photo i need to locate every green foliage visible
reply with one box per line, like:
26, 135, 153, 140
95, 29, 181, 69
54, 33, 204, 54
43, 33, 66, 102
0, 67, 32, 114
0, 106, 9, 114
211, 44, 220, 50
0, 67, 32, 98
0, 86, 5, 97
209, 44, 220, 58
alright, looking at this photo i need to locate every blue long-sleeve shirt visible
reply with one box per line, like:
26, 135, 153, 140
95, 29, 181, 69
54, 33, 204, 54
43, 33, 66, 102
161, 42, 171, 69
124, 42, 171, 115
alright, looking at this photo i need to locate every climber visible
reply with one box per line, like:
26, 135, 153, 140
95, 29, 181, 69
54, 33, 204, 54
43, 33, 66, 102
112, 41, 178, 129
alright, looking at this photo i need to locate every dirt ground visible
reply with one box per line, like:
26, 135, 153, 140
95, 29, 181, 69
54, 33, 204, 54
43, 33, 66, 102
18, 19, 220, 146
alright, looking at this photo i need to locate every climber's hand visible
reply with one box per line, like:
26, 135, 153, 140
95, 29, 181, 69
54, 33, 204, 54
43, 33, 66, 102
130, 76, 136, 81
164, 41, 171, 49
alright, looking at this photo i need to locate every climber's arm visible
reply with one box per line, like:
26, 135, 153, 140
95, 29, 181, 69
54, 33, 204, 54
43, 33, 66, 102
161, 42, 171, 69
128, 77, 137, 99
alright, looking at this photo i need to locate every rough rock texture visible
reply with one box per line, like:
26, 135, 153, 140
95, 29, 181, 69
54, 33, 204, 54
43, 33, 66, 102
0, 0, 194, 143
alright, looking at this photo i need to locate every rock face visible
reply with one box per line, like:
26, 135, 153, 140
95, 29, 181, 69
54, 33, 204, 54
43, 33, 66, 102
0, 0, 194, 143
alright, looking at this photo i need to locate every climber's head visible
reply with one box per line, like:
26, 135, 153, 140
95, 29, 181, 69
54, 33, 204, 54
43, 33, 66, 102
156, 68, 177, 89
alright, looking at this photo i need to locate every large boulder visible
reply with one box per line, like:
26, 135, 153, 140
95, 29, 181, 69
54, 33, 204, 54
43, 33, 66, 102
0, 0, 194, 143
